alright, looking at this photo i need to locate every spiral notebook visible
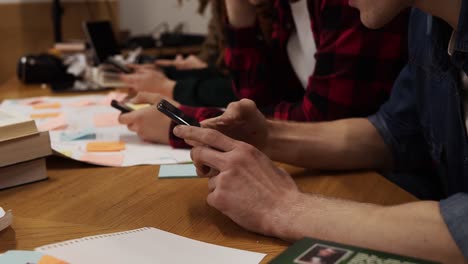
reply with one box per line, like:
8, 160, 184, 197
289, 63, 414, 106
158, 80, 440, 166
35, 227, 266, 264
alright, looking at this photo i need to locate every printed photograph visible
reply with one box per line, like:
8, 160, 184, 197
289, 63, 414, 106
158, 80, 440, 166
294, 243, 353, 264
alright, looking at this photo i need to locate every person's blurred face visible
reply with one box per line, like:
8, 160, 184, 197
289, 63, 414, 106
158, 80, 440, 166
348, 0, 412, 29
318, 248, 336, 257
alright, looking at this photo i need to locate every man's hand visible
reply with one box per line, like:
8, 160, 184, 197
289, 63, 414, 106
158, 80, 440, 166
118, 97, 173, 144
173, 125, 301, 237
155, 55, 208, 70
201, 99, 269, 151
120, 68, 175, 98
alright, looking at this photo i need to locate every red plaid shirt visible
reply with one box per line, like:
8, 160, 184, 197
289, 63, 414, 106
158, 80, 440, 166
169, 0, 409, 148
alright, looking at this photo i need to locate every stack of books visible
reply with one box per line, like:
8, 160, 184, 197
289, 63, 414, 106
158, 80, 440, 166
0, 109, 52, 190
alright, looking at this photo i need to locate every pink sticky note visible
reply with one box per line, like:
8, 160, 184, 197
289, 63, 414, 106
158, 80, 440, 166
21, 97, 47, 105
81, 153, 124, 167
69, 99, 96, 107
100, 92, 128, 106
93, 112, 120, 127
37, 114, 68, 131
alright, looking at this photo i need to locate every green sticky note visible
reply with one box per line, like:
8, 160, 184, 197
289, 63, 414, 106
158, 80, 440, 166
158, 164, 198, 179
0, 251, 44, 263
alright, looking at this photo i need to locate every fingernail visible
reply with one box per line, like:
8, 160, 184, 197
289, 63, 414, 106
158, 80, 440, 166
173, 126, 181, 135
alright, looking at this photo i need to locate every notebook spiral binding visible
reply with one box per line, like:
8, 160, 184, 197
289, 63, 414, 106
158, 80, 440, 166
37, 227, 151, 250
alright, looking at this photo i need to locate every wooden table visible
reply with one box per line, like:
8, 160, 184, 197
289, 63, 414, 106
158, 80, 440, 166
0, 78, 417, 263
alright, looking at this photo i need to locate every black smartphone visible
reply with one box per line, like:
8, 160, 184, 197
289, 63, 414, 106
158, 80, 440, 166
111, 100, 133, 113
106, 57, 135, 74
157, 99, 200, 127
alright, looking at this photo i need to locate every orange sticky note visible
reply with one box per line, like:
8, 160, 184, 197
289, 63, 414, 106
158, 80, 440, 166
31, 112, 61, 119
86, 141, 126, 152
33, 102, 62, 109
37, 115, 68, 131
93, 112, 120, 127
81, 153, 124, 167
38, 255, 69, 264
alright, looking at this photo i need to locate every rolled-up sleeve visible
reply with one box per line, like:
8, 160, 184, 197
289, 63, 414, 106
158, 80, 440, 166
440, 193, 468, 258
368, 64, 431, 170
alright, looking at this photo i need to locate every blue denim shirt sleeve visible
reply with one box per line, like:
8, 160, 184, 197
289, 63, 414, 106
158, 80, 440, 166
440, 1, 468, 258
368, 64, 430, 170
440, 193, 468, 258
452, 0, 468, 75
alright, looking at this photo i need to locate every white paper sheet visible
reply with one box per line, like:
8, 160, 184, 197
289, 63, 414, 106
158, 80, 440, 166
1, 95, 191, 167
36, 227, 266, 264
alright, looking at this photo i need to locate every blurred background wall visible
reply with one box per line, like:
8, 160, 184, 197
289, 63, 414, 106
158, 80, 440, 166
0, 0, 119, 84
119, 0, 210, 36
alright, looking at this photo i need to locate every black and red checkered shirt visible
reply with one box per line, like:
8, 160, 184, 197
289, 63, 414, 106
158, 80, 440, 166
169, 0, 409, 148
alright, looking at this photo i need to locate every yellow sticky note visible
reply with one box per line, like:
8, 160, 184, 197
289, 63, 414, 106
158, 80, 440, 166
93, 112, 120, 127
31, 112, 62, 119
127, 103, 151, 111
58, 150, 73, 157
33, 102, 62, 109
81, 153, 124, 167
86, 141, 126, 152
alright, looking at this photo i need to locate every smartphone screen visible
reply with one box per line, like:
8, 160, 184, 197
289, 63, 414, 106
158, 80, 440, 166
106, 58, 134, 74
157, 99, 200, 127
111, 100, 133, 113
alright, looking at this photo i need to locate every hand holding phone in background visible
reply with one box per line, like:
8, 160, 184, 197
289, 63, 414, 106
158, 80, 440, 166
111, 100, 133, 113
117, 94, 174, 144
106, 57, 135, 74
119, 67, 176, 99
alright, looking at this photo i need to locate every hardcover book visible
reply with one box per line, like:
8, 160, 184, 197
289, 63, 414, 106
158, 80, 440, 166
269, 238, 439, 264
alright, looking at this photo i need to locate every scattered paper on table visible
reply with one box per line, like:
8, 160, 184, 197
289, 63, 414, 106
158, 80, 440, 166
81, 153, 125, 167
37, 114, 68, 132
69, 99, 96, 107
86, 141, 126, 152
1, 95, 192, 167
159, 164, 198, 179
94, 112, 120, 127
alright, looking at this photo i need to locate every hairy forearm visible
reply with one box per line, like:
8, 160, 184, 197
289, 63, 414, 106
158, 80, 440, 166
264, 118, 392, 170
267, 194, 466, 263
414, 0, 461, 28
225, 0, 256, 28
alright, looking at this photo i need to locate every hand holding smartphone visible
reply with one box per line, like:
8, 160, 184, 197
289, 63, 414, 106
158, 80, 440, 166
157, 99, 200, 127
106, 57, 135, 74
111, 100, 133, 113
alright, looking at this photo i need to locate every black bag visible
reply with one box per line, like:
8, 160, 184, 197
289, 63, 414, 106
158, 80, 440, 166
17, 54, 74, 84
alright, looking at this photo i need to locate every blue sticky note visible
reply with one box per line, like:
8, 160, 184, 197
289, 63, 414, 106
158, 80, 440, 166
60, 128, 96, 141
0, 250, 43, 263
158, 164, 198, 179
